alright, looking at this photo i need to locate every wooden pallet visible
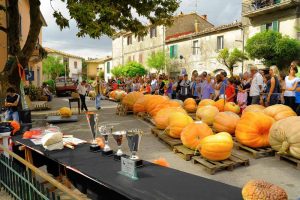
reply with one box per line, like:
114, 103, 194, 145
109, 98, 120, 102
234, 142, 275, 159
136, 112, 146, 118
192, 153, 250, 175
156, 131, 182, 150
116, 104, 133, 116
173, 145, 199, 161
275, 153, 300, 170
151, 127, 163, 137
143, 114, 156, 126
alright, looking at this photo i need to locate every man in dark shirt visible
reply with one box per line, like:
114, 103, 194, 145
5, 87, 20, 122
158, 76, 165, 95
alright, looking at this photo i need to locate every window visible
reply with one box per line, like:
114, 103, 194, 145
132, 55, 135, 61
74, 61, 77, 69
150, 27, 157, 38
170, 45, 178, 58
192, 40, 199, 55
127, 35, 132, 45
261, 20, 279, 32
107, 62, 110, 73
128, 56, 131, 62
63, 57, 68, 65
139, 53, 143, 63
217, 36, 224, 50
138, 35, 144, 42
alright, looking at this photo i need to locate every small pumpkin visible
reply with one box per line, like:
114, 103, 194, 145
196, 105, 219, 126
198, 99, 215, 108
214, 99, 226, 112
235, 112, 275, 148
199, 132, 233, 161
213, 112, 240, 135
167, 112, 193, 138
152, 157, 170, 167
224, 102, 240, 114
183, 98, 197, 113
243, 105, 265, 113
263, 104, 296, 121
58, 107, 72, 117
181, 122, 213, 150
122, 92, 144, 111
242, 180, 288, 200
154, 107, 186, 130
269, 116, 300, 159
10, 121, 20, 135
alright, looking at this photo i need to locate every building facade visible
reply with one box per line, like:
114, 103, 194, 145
44, 47, 83, 81
0, 0, 47, 87
86, 56, 112, 81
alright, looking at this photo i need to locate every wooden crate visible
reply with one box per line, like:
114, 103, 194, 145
275, 153, 300, 170
234, 142, 275, 159
173, 145, 199, 161
156, 131, 182, 150
192, 153, 250, 175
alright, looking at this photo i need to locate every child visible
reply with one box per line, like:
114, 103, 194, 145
236, 81, 247, 113
225, 77, 236, 102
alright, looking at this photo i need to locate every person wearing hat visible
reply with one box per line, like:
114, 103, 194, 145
249, 65, 264, 105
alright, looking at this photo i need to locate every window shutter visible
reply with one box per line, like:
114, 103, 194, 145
170, 46, 174, 58
174, 45, 178, 58
272, 20, 279, 32
274, 0, 281, 4
261, 24, 267, 32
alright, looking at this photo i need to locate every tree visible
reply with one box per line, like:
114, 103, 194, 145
0, 0, 179, 97
147, 51, 166, 73
123, 62, 147, 77
42, 56, 65, 80
111, 65, 125, 78
217, 48, 248, 77
81, 59, 87, 80
245, 30, 300, 69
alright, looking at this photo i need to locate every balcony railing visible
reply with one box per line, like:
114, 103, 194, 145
242, 0, 300, 17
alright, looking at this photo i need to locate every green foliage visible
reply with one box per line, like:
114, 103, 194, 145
147, 51, 166, 73
111, 62, 147, 77
217, 48, 248, 76
24, 84, 39, 101
82, 59, 87, 80
245, 30, 300, 68
42, 56, 65, 80
111, 65, 125, 78
53, 0, 180, 38
98, 70, 104, 79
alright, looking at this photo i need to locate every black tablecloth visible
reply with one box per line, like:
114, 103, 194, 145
13, 135, 242, 200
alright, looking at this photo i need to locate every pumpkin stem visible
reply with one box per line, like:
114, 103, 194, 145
279, 141, 289, 155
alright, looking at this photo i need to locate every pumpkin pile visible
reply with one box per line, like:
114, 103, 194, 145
213, 112, 240, 135
196, 105, 219, 125
166, 112, 193, 138
58, 107, 72, 117
133, 95, 152, 113
109, 89, 127, 101
183, 98, 197, 113
154, 107, 186, 130
122, 92, 144, 111
263, 104, 296, 121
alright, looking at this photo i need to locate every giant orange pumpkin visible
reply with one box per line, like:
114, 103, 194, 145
122, 92, 144, 111
181, 122, 213, 150
133, 95, 151, 113
224, 102, 240, 114
243, 105, 265, 113
214, 99, 226, 111
196, 105, 219, 126
242, 180, 288, 200
154, 107, 187, 130
183, 98, 197, 113
146, 95, 168, 114
167, 112, 193, 138
263, 104, 296, 121
168, 100, 182, 108
235, 112, 275, 148
198, 99, 215, 108
213, 112, 240, 135
199, 132, 233, 161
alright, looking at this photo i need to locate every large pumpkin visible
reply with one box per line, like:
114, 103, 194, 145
235, 112, 275, 148
243, 105, 265, 113
196, 105, 219, 126
242, 180, 288, 200
269, 116, 300, 159
224, 102, 240, 114
199, 132, 233, 161
198, 99, 215, 108
213, 112, 240, 135
154, 107, 187, 130
263, 104, 296, 121
122, 92, 144, 111
214, 99, 226, 111
109, 89, 127, 101
133, 95, 151, 113
168, 100, 182, 108
167, 112, 193, 138
183, 98, 197, 113
146, 95, 168, 114
58, 107, 72, 117
180, 122, 213, 150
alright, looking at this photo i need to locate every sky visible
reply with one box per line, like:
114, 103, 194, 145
41, 0, 241, 59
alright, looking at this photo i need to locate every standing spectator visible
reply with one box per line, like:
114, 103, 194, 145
176, 75, 183, 98
219, 71, 228, 99
249, 65, 264, 104
150, 76, 158, 95
92, 76, 102, 110
191, 77, 199, 99
201, 75, 214, 99
284, 65, 299, 111
278, 73, 286, 104
179, 74, 191, 101
295, 78, 300, 115
261, 74, 270, 106
4, 87, 20, 122
242, 72, 251, 105
77, 80, 88, 112
42, 83, 53, 101
214, 74, 222, 100
236, 81, 247, 113
158, 76, 165, 95
166, 77, 174, 98
225, 77, 236, 102
266, 66, 280, 106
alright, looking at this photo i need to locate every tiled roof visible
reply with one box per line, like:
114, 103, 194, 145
44, 47, 84, 59
86, 56, 112, 63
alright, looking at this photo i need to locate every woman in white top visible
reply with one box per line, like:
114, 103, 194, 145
284, 66, 299, 111
213, 74, 222, 100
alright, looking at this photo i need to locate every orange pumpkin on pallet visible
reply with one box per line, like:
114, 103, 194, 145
235, 111, 275, 148
154, 107, 187, 130
183, 98, 197, 113
243, 105, 265, 113
146, 95, 168, 114
181, 122, 213, 150
167, 112, 193, 138
263, 104, 296, 121
214, 99, 226, 112
122, 92, 144, 111
133, 95, 151, 113
198, 99, 215, 108
198, 132, 233, 161
213, 112, 240, 135
196, 105, 219, 126
224, 102, 240, 114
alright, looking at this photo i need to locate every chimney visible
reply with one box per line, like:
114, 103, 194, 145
194, 19, 199, 33
201, 14, 207, 21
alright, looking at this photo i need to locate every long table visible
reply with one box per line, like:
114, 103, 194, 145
13, 135, 242, 200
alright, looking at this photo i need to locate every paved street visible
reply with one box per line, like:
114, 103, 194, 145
30, 97, 300, 199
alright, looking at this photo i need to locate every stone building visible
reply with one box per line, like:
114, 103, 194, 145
86, 56, 112, 81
